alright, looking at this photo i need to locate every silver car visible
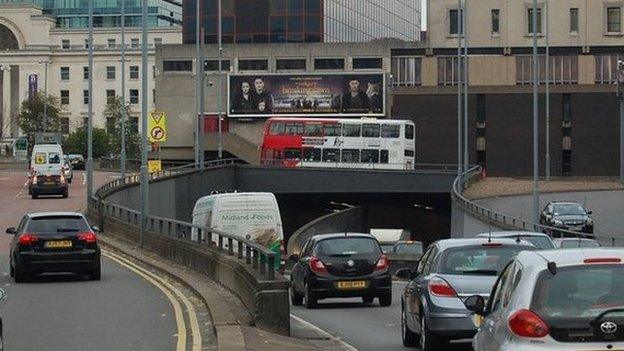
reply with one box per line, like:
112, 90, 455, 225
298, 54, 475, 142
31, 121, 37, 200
475, 231, 556, 250
553, 237, 600, 248
466, 248, 624, 351
398, 238, 536, 350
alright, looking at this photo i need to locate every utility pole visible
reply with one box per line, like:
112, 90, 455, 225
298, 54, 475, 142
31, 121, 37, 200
87, 0, 94, 204
194, 0, 201, 166
618, 60, 624, 183
199, 26, 205, 168
120, 0, 127, 179
532, 0, 540, 222
545, 0, 551, 179
462, 0, 468, 175
217, 0, 223, 159
139, 0, 149, 248
456, 0, 463, 182
39, 60, 50, 132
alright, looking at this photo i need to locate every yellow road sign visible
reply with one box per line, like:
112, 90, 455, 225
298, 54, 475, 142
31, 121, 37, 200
148, 159, 162, 173
148, 110, 167, 143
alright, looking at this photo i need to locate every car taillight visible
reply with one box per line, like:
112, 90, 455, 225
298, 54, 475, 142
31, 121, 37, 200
19, 233, 38, 246
32, 175, 38, 184
374, 254, 390, 271
508, 309, 550, 338
60, 174, 66, 184
428, 277, 457, 297
309, 256, 328, 274
78, 232, 97, 243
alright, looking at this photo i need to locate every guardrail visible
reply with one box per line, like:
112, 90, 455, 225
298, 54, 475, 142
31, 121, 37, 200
452, 166, 623, 246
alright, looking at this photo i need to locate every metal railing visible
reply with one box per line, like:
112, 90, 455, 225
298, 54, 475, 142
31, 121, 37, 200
452, 166, 623, 246
89, 158, 280, 280
258, 160, 459, 174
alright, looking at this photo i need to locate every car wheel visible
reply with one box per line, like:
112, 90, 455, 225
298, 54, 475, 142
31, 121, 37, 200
362, 296, 374, 305
62, 190, 68, 198
401, 304, 418, 347
304, 282, 317, 309
31, 193, 38, 199
291, 287, 304, 306
379, 291, 392, 307
14, 265, 28, 283
420, 314, 445, 351
89, 265, 101, 281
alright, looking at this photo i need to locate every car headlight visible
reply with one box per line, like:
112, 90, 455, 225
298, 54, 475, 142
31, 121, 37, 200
553, 219, 564, 226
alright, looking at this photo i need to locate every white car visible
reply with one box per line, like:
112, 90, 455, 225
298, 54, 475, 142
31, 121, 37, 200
465, 248, 624, 350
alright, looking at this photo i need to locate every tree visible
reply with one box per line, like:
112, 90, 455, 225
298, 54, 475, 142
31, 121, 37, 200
63, 128, 110, 159
17, 93, 61, 152
104, 96, 141, 159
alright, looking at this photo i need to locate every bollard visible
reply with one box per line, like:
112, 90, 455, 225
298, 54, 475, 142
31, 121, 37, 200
228, 238, 233, 256
268, 255, 275, 280
252, 249, 259, 269
218, 235, 224, 251
238, 242, 243, 259
259, 253, 266, 275
246, 246, 251, 264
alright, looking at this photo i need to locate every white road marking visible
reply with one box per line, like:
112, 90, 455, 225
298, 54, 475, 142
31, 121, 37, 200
290, 314, 359, 351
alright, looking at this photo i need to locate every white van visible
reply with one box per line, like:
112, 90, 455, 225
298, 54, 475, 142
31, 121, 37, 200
191, 192, 284, 253
28, 143, 68, 198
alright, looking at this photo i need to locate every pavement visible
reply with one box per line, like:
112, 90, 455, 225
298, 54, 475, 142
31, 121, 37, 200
465, 177, 624, 199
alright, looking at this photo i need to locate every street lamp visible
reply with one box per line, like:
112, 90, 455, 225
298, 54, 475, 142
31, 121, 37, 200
119, 0, 127, 179
38, 60, 51, 132
617, 59, 624, 183
86, 0, 94, 204
531, 0, 540, 223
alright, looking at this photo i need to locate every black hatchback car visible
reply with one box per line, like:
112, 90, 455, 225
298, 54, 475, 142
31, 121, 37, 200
6, 212, 101, 282
540, 201, 594, 234
290, 233, 392, 309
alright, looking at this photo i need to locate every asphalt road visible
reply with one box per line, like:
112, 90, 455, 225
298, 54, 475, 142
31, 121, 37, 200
0, 169, 178, 351
291, 280, 472, 351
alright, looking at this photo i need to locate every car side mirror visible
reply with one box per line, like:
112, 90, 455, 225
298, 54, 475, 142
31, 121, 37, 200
92, 226, 101, 233
289, 254, 299, 262
395, 268, 417, 280
464, 295, 486, 315
5, 228, 16, 235
587, 210, 593, 215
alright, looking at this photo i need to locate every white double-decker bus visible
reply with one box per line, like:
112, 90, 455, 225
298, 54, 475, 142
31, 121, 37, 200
261, 117, 415, 170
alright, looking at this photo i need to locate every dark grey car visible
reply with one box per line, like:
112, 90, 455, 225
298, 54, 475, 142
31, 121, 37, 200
540, 201, 594, 234
398, 238, 536, 350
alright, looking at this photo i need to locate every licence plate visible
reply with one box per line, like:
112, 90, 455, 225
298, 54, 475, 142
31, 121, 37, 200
336, 281, 367, 290
45, 240, 72, 248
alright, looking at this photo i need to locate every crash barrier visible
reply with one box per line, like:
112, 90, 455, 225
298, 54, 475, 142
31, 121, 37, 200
452, 166, 623, 247
87, 158, 290, 335
0, 160, 27, 171
96, 157, 190, 172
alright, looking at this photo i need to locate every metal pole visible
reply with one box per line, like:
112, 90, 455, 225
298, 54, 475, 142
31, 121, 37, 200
139, 0, 149, 248
457, 0, 463, 181
199, 26, 205, 168
217, 0, 223, 159
194, 0, 201, 166
120, 0, 127, 179
87, 0, 94, 203
43, 61, 48, 132
532, 0, 540, 222
619, 60, 624, 183
545, 0, 550, 179
462, 0, 468, 174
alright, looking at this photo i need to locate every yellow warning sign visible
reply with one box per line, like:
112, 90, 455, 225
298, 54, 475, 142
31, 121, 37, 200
148, 159, 162, 173
148, 110, 167, 143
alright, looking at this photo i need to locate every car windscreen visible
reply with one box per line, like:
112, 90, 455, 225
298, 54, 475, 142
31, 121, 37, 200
560, 239, 600, 248
440, 245, 533, 276
315, 238, 381, 257
531, 265, 624, 320
553, 204, 586, 216
520, 236, 555, 250
379, 244, 394, 253
25, 216, 90, 234
394, 242, 423, 254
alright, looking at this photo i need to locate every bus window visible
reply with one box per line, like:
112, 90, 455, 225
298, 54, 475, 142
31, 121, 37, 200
269, 122, 285, 135
380, 150, 389, 164
405, 150, 415, 157
324, 123, 341, 136
362, 123, 380, 138
304, 123, 323, 136
405, 124, 415, 140
341, 149, 360, 163
361, 149, 380, 163
302, 148, 321, 162
342, 124, 361, 137
285, 122, 304, 135
322, 149, 340, 162
381, 124, 400, 138
284, 149, 301, 160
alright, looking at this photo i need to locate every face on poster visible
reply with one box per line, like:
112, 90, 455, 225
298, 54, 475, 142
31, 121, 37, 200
228, 73, 385, 117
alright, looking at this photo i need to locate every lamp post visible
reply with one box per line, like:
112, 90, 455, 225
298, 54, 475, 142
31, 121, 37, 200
38, 60, 51, 132
217, 0, 223, 159
457, 0, 463, 181
139, 0, 149, 248
617, 59, 624, 184
195, 0, 201, 166
531, 0, 540, 223
86, 0, 94, 204
120, 0, 127, 179
545, 0, 551, 180
462, 0, 468, 175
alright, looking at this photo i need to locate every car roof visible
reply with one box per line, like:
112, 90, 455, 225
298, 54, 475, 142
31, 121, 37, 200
475, 231, 550, 238
434, 237, 536, 251
27, 212, 85, 218
310, 233, 376, 241
518, 248, 624, 267
553, 237, 597, 242
548, 201, 583, 205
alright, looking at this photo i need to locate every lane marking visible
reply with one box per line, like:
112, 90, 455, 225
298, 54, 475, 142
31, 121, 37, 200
103, 251, 187, 351
290, 314, 359, 351
104, 250, 202, 351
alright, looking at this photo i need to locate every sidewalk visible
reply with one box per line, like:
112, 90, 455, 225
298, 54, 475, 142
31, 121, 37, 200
465, 177, 624, 199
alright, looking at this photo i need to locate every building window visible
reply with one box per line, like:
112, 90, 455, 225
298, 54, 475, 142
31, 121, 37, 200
84, 39, 90, 49
314, 58, 344, 70
107, 38, 116, 49
528, 8, 542, 34
106, 89, 116, 104
61, 39, 70, 49
60, 67, 70, 81
607, 7, 622, 33
437, 56, 461, 86
276, 58, 306, 71
203, 60, 231, 71
129, 89, 139, 104
449, 9, 463, 35
60, 117, 69, 134
131, 38, 140, 49
162, 60, 192, 72
106, 66, 116, 80
129, 117, 139, 133
353, 58, 383, 70
516, 55, 578, 84
570, 8, 579, 33
238, 59, 269, 71
154, 37, 162, 46
391, 56, 422, 86
130, 66, 139, 79
491, 9, 500, 34
60, 90, 70, 105
106, 117, 116, 134
83, 66, 89, 80
83, 90, 90, 105
595, 54, 623, 83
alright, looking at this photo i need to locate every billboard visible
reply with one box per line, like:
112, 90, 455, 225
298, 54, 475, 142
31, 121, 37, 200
228, 73, 385, 117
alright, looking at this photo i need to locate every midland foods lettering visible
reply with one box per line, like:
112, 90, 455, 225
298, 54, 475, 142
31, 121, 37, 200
220, 213, 274, 222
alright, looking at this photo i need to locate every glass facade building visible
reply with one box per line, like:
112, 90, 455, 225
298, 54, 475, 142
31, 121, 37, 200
183, 0, 421, 44
0, 0, 182, 28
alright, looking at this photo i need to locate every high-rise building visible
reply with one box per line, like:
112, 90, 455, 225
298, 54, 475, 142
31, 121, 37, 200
183, 0, 421, 44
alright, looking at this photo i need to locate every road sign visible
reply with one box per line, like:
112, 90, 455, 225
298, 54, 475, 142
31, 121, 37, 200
148, 159, 162, 173
148, 110, 167, 143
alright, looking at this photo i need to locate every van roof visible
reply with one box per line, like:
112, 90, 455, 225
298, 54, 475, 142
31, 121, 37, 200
197, 192, 275, 200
